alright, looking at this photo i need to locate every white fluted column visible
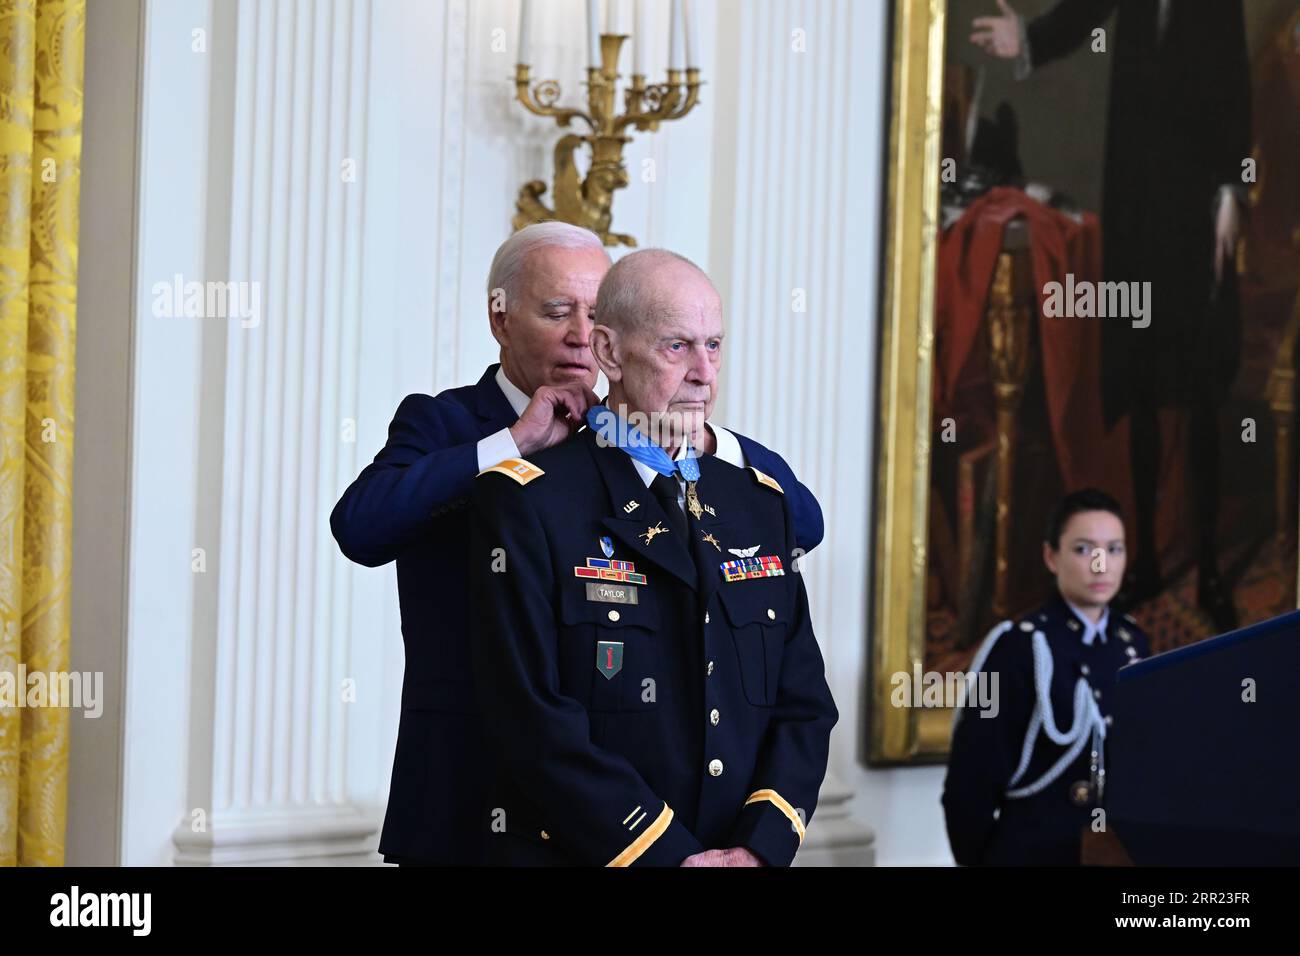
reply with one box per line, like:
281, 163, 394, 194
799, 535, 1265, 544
172, 0, 380, 866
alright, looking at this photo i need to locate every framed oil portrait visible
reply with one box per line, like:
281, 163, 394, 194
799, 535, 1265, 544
870, 0, 1300, 764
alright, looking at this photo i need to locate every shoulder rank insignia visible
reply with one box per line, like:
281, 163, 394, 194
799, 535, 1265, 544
748, 467, 784, 495
477, 457, 545, 485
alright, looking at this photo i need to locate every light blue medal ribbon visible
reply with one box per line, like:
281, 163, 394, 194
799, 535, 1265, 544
587, 406, 700, 480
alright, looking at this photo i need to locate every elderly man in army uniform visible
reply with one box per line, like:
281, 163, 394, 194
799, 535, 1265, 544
470, 249, 838, 867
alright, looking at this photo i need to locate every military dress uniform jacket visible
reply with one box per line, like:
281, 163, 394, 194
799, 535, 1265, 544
469, 427, 838, 866
330, 365, 827, 865
942, 589, 1151, 866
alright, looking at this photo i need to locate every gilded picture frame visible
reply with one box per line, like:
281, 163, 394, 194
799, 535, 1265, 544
869, 0, 951, 765
869, 0, 1300, 765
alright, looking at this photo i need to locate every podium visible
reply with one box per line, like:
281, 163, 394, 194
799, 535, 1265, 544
1107, 609, 1300, 865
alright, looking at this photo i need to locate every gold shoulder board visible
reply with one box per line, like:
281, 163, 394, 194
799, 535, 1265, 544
748, 467, 784, 495
478, 458, 546, 486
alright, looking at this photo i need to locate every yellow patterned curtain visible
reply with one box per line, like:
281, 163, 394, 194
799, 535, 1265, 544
0, 0, 84, 867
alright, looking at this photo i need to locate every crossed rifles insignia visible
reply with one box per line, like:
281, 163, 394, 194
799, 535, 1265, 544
640, 521, 668, 545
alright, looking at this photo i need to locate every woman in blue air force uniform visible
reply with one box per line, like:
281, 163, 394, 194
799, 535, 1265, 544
943, 488, 1151, 865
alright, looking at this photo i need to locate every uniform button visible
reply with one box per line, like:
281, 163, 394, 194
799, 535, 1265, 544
710, 708, 720, 726
1105, 715, 1114, 727
540, 830, 549, 840
1093, 688, 1102, 700
708, 759, 724, 777
704, 612, 710, 625
1080, 664, 1090, 676
1019, 621, 1034, 632
607, 610, 620, 622
767, 609, 776, 620
707, 660, 714, 676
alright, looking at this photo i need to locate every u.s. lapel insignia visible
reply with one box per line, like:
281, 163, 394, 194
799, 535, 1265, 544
600, 536, 615, 558
728, 545, 759, 558
623, 500, 640, 514
640, 521, 667, 545
701, 532, 721, 552
596, 641, 624, 679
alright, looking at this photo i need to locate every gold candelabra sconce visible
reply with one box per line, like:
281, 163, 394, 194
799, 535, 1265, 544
511, 18, 702, 248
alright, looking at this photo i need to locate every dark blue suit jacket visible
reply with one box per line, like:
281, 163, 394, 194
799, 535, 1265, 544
330, 364, 824, 863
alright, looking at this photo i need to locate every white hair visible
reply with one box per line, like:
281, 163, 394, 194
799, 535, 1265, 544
487, 222, 608, 310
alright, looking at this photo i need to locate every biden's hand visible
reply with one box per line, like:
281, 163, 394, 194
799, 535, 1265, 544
509, 383, 599, 457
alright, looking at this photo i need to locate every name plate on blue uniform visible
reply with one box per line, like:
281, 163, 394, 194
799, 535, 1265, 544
586, 582, 638, 605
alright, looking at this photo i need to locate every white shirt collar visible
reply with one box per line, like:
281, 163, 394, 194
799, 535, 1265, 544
708, 424, 744, 469
1064, 598, 1109, 646
494, 365, 531, 417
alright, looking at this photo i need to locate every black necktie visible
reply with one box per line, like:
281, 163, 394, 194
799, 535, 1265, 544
650, 473, 688, 543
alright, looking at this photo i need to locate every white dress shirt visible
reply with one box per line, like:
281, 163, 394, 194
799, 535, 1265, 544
474, 367, 532, 473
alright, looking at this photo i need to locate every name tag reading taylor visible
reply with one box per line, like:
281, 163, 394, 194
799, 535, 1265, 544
586, 582, 638, 605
